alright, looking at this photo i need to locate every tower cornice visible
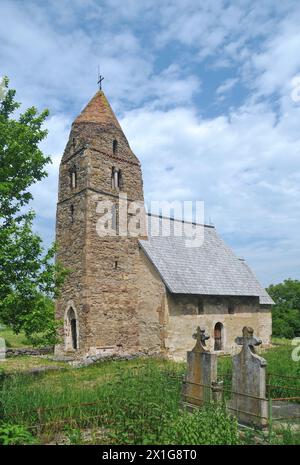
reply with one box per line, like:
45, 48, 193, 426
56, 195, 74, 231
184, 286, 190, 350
61, 146, 141, 167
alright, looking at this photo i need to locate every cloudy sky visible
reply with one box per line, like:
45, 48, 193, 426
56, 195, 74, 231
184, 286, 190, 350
1, 0, 300, 286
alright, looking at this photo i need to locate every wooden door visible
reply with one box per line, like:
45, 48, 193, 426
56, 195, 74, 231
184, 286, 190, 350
214, 323, 223, 351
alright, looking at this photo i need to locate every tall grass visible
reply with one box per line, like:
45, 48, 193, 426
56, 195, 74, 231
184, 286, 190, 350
0, 358, 185, 444
0, 358, 241, 445
216, 341, 300, 399
1, 343, 299, 444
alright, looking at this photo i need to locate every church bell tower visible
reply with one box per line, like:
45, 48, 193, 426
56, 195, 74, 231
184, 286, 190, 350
55, 89, 146, 356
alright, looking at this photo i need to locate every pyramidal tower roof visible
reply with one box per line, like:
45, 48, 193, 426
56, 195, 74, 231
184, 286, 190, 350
73, 90, 122, 131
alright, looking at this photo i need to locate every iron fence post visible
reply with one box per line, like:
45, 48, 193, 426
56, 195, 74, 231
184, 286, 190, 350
268, 374, 273, 441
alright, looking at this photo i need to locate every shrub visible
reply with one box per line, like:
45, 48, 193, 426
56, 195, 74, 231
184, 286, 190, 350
64, 426, 83, 445
267, 280, 300, 339
0, 423, 38, 445
161, 404, 240, 445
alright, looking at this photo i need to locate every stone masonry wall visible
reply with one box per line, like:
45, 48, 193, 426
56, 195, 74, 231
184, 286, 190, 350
82, 190, 143, 353
55, 190, 90, 354
55, 114, 146, 356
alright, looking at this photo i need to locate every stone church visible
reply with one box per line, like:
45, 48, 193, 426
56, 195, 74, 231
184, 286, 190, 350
55, 89, 273, 360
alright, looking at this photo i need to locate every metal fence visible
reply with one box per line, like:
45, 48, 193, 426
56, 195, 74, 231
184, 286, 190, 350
2, 366, 300, 443
182, 370, 300, 435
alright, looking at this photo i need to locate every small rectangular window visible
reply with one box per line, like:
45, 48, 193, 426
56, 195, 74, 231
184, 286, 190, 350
198, 299, 204, 314
72, 172, 76, 188
70, 168, 77, 189
228, 302, 235, 314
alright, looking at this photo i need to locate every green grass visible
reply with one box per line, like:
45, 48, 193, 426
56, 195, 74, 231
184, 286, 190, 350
216, 339, 300, 398
0, 356, 66, 375
271, 337, 293, 346
0, 357, 241, 445
0, 342, 299, 445
260, 339, 300, 398
0, 358, 184, 444
0, 326, 31, 348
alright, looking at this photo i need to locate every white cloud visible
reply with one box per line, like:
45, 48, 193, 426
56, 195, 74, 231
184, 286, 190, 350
0, 0, 200, 116
216, 78, 238, 99
121, 97, 300, 285
1, 0, 300, 286
250, 14, 300, 98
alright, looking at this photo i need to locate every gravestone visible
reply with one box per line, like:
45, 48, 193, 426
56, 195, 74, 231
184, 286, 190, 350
182, 327, 218, 407
0, 337, 6, 361
228, 326, 268, 428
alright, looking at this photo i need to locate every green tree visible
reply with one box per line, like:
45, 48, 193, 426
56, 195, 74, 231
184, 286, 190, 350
0, 77, 67, 345
267, 279, 300, 339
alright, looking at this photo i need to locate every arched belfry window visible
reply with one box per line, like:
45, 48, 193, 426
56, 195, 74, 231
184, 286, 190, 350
112, 166, 116, 189
69, 165, 77, 189
118, 169, 123, 189
111, 166, 122, 190
113, 139, 118, 155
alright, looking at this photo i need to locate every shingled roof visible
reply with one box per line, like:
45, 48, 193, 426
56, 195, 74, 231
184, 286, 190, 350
139, 214, 273, 305
73, 90, 122, 130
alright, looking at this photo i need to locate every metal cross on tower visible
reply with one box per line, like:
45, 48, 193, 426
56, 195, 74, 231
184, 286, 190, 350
97, 68, 104, 90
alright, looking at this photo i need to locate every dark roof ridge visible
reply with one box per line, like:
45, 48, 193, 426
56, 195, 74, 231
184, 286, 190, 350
146, 212, 215, 229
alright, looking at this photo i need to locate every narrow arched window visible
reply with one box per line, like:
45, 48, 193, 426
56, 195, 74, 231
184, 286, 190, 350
112, 166, 122, 190
118, 169, 123, 189
113, 139, 118, 155
214, 322, 224, 351
112, 166, 116, 189
70, 166, 77, 189
65, 307, 78, 351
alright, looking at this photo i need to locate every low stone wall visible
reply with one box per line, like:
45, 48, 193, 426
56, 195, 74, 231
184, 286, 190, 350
69, 350, 163, 367
6, 347, 53, 357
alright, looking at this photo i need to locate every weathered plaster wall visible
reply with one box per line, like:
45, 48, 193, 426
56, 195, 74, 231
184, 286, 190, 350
135, 248, 167, 353
165, 294, 272, 360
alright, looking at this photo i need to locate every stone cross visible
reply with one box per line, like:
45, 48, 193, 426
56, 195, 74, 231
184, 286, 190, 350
182, 327, 217, 408
228, 326, 268, 428
192, 326, 209, 352
235, 326, 262, 352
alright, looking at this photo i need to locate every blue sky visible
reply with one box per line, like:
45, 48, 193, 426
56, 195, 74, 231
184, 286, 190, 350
1, 0, 300, 286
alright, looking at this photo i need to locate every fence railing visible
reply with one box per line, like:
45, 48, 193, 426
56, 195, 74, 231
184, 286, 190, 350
2, 367, 300, 443
182, 370, 300, 436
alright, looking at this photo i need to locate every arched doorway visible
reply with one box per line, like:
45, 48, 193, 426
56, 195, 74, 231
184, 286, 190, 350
65, 307, 78, 350
214, 322, 223, 351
